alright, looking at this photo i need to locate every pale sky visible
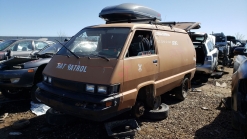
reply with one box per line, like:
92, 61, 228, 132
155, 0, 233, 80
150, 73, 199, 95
1, 0, 246, 39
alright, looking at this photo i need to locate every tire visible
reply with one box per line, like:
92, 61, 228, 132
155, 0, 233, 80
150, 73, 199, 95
31, 85, 41, 103
1, 88, 25, 99
174, 77, 190, 101
46, 108, 74, 126
145, 103, 169, 120
12, 119, 30, 129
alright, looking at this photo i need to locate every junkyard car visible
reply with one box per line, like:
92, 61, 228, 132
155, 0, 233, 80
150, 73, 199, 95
190, 32, 219, 74
35, 3, 198, 121
231, 43, 247, 136
212, 32, 229, 66
0, 39, 55, 61
0, 43, 62, 100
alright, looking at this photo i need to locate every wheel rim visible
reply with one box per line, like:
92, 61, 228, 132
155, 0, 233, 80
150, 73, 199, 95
133, 102, 145, 118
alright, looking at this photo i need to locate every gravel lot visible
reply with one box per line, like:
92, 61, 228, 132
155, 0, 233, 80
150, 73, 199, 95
0, 67, 245, 139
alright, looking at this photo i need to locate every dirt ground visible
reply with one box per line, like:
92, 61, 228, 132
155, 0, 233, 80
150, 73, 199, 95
0, 67, 245, 139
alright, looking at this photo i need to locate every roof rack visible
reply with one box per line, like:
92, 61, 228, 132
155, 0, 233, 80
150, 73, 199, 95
99, 3, 161, 23
106, 17, 157, 24
100, 4, 200, 31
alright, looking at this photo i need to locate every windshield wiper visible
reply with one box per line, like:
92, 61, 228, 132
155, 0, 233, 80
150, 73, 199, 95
55, 40, 80, 59
88, 54, 110, 61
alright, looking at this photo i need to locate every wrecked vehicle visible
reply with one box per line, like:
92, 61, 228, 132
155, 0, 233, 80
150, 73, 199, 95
189, 32, 219, 74
212, 32, 229, 66
35, 3, 198, 121
0, 43, 62, 100
231, 42, 247, 136
0, 39, 55, 61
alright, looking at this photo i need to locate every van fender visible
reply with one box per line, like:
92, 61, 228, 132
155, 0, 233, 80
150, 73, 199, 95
136, 80, 156, 96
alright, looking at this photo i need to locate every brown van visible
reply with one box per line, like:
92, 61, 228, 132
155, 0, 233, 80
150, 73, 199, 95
35, 3, 197, 121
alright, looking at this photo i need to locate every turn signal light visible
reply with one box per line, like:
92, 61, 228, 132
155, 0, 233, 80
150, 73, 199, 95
105, 101, 112, 107
28, 69, 34, 72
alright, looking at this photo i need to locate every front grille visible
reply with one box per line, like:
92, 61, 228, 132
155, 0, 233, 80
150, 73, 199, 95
41, 89, 105, 109
52, 78, 85, 93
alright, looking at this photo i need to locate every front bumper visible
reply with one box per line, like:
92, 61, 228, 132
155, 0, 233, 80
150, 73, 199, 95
0, 67, 37, 88
36, 82, 128, 121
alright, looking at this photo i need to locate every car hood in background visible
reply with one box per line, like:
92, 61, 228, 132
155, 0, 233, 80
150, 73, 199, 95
1, 57, 38, 66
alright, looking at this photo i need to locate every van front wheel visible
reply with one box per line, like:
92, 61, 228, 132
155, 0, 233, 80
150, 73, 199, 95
174, 77, 189, 101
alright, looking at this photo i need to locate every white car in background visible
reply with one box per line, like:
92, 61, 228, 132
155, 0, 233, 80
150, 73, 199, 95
190, 32, 219, 74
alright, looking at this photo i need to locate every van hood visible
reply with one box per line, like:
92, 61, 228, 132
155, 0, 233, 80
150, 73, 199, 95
43, 55, 121, 85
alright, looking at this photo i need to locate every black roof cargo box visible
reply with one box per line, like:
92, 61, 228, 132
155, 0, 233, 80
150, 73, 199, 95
99, 3, 161, 22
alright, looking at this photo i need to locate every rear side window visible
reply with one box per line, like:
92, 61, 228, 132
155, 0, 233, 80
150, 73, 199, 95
126, 30, 155, 57
10, 41, 33, 51
35, 41, 49, 50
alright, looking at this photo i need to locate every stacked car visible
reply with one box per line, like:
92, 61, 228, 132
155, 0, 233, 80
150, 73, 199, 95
189, 32, 219, 74
0, 42, 61, 101
0, 39, 55, 62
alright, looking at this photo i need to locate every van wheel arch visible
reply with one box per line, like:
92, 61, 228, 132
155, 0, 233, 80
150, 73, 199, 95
132, 84, 159, 118
136, 85, 161, 109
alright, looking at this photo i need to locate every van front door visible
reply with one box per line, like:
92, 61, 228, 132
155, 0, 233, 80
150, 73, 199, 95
121, 30, 159, 108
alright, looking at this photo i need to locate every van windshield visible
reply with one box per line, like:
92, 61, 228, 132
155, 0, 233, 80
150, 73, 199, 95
57, 27, 130, 58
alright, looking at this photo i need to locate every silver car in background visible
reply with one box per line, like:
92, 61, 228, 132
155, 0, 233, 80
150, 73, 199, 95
190, 32, 219, 74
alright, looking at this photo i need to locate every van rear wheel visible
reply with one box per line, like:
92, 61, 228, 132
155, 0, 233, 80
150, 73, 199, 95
174, 77, 189, 101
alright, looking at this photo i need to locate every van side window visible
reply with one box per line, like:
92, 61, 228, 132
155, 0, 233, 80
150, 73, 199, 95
126, 30, 155, 57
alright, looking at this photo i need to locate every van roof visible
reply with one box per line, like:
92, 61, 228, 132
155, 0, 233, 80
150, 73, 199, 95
85, 23, 187, 33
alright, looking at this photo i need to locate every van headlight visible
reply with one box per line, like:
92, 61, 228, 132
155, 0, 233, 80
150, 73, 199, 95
86, 84, 95, 93
43, 75, 52, 84
98, 86, 107, 94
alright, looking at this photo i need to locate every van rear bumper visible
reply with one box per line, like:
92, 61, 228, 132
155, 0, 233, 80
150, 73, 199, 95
36, 82, 129, 121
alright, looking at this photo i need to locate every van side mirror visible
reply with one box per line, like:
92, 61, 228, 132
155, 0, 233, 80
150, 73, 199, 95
233, 47, 246, 56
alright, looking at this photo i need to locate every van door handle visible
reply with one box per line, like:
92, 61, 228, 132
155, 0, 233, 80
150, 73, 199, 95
153, 59, 158, 63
